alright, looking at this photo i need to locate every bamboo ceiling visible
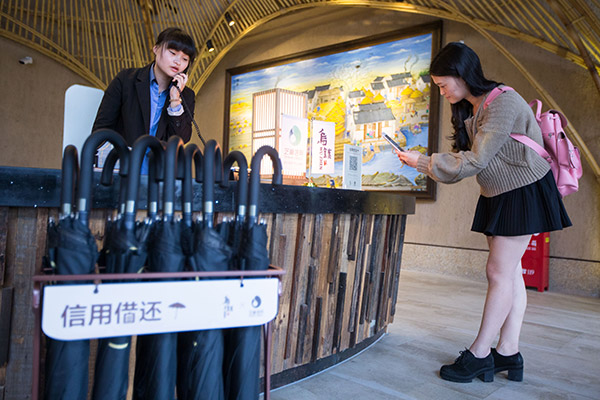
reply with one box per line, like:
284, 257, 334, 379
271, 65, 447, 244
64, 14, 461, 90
1, 0, 599, 179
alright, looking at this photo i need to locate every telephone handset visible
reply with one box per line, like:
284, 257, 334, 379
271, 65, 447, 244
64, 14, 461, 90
169, 72, 206, 146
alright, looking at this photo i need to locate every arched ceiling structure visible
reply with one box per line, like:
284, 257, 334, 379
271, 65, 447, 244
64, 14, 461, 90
1, 0, 599, 180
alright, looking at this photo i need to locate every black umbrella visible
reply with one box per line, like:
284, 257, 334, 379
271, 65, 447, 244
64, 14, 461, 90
219, 150, 249, 261
96, 147, 130, 272
133, 135, 185, 400
223, 146, 282, 400
176, 139, 229, 400
100, 147, 129, 215
44, 130, 129, 400
181, 143, 203, 228
92, 135, 164, 400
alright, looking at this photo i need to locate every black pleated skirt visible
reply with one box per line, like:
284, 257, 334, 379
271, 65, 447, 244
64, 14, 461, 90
471, 171, 572, 236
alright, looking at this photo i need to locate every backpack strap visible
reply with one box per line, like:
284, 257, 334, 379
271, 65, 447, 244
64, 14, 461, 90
509, 133, 552, 163
528, 99, 543, 122
483, 86, 514, 110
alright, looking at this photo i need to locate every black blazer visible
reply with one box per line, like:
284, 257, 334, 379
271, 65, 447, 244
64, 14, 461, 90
92, 64, 195, 146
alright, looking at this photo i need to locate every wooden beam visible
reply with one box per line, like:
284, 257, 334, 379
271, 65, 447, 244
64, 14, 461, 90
547, 0, 600, 94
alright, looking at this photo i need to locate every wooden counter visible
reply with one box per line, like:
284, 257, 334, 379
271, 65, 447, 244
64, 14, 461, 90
0, 166, 415, 399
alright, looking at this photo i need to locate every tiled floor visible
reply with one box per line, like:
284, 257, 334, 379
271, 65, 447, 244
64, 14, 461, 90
269, 270, 600, 399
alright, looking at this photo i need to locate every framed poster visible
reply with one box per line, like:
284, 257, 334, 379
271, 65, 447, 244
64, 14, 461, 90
225, 22, 441, 198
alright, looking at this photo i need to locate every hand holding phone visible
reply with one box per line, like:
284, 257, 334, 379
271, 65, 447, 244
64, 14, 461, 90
383, 134, 405, 152
170, 72, 188, 91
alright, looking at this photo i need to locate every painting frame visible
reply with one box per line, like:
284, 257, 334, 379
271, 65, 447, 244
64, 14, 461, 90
224, 21, 442, 199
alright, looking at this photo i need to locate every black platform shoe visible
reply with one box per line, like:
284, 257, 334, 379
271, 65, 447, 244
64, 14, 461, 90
491, 348, 524, 381
440, 349, 494, 383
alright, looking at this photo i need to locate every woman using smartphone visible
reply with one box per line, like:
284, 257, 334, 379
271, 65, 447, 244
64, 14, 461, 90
395, 42, 571, 383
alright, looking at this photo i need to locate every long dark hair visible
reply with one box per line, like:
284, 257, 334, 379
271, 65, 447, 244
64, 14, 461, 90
155, 27, 197, 67
430, 42, 499, 151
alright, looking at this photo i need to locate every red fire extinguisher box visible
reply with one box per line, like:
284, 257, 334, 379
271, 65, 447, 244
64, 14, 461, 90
521, 232, 549, 292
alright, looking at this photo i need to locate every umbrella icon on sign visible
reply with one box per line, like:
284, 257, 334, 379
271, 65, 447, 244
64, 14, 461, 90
169, 302, 186, 319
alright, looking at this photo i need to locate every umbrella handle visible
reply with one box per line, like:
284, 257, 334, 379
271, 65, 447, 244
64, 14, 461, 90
248, 146, 282, 224
164, 136, 185, 221
147, 151, 163, 219
202, 140, 223, 228
60, 145, 79, 218
221, 151, 248, 220
183, 143, 203, 226
78, 129, 129, 225
100, 147, 129, 215
125, 135, 165, 228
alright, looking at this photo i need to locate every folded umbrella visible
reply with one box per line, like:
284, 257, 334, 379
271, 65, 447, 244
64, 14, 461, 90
219, 150, 248, 261
223, 146, 282, 400
92, 135, 164, 400
177, 140, 229, 400
133, 136, 185, 400
44, 130, 129, 400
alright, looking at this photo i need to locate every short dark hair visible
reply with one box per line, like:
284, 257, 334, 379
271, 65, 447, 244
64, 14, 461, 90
155, 27, 197, 66
430, 42, 499, 151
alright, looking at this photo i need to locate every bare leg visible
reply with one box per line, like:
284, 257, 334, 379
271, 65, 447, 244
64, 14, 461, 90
495, 258, 527, 355
469, 235, 531, 358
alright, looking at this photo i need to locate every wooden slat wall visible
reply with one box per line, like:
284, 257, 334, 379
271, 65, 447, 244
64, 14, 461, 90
1, 0, 597, 90
0, 206, 408, 397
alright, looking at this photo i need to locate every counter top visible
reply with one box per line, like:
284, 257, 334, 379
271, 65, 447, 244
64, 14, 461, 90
0, 166, 415, 215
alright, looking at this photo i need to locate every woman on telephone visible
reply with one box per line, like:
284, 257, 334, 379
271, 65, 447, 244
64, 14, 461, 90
93, 27, 197, 147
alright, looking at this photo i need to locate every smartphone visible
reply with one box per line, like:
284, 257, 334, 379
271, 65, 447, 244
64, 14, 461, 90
383, 134, 405, 152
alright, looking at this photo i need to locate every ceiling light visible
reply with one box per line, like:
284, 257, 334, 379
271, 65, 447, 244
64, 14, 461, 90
225, 12, 235, 26
206, 39, 215, 52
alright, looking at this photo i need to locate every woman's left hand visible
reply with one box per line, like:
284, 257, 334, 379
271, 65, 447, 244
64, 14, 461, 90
394, 149, 420, 169
170, 72, 188, 99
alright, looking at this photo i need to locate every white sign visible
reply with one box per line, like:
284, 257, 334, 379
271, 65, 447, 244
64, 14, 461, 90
310, 120, 335, 174
42, 278, 279, 341
63, 84, 104, 157
279, 114, 308, 176
343, 144, 362, 190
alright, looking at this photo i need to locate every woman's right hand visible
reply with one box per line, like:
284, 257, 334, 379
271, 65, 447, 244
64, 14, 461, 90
394, 149, 420, 169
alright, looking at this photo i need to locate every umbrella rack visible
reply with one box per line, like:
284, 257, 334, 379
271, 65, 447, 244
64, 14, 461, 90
30, 266, 285, 400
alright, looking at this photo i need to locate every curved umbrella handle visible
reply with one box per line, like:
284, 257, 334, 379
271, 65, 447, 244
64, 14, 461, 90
202, 140, 223, 228
100, 147, 129, 215
100, 148, 120, 185
78, 129, 129, 225
124, 135, 164, 228
147, 151, 163, 220
60, 145, 79, 218
163, 136, 185, 221
183, 143, 203, 227
221, 151, 248, 221
248, 146, 283, 225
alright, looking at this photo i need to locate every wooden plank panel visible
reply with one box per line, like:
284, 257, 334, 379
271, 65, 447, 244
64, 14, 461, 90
0, 208, 7, 286
3, 208, 48, 399
367, 215, 384, 322
346, 214, 359, 261
0, 288, 13, 367
331, 272, 346, 353
333, 215, 355, 350
282, 214, 312, 370
270, 213, 301, 374
297, 264, 316, 365
294, 303, 308, 364
311, 297, 323, 363
390, 215, 407, 321
315, 214, 335, 359
348, 214, 368, 348
326, 214, 340, 291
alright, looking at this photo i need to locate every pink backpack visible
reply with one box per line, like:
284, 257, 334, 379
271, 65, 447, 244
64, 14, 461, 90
484, 86, 583, 197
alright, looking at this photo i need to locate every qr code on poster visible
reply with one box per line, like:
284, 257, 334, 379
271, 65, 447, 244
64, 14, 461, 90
349, 155, 358, 171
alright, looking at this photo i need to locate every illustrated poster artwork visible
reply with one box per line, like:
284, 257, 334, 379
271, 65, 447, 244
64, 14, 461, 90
227, 28, 439, 194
